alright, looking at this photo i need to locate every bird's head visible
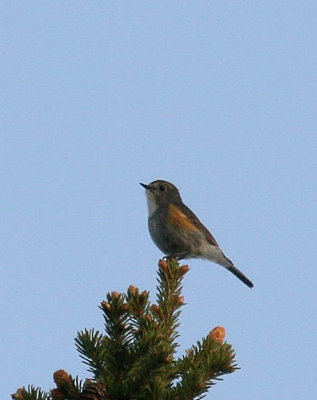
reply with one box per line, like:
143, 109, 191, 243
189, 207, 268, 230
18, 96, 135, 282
140, 180, 182, 215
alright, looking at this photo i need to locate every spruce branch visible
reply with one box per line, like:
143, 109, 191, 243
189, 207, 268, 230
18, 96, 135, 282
174, 333, 237, 399
12, 387, 49, 400
75, 329, 107, 376
13, 259, 238, 400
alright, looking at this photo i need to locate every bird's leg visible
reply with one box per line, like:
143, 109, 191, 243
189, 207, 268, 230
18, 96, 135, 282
175, 252, 190, 260
164, 252, 190, 261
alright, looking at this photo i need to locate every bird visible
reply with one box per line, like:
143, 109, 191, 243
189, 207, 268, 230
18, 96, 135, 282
140, 180, 253, 288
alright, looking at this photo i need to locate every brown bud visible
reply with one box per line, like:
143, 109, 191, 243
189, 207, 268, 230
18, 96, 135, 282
165, 355, 173, 363
158, 259, 168, 271
53, 370, 71, 387
101, 301, 112, 312
140, 290, 149, 299
151, 304, 162, 318
179, 265, 189, 274
177, 296, 185, 305
121, 303, 129, 311
51, 388, 65, 400
81, 382, 106, 400
11, 388, 24, 400
128, 285, 138, 295
209, 326, 226, 343
112, 291, 120, 300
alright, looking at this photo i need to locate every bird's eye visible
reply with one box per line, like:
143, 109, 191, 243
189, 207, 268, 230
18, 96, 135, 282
159, 185, 165, 192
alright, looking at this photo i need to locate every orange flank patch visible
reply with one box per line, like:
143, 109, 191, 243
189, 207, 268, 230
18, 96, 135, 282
169, 204, 198, 231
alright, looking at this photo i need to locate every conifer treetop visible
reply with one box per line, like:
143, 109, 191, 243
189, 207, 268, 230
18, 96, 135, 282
12, 259, 237, 400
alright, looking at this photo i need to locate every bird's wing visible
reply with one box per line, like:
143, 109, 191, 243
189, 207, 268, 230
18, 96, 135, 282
169, 203, 219, 247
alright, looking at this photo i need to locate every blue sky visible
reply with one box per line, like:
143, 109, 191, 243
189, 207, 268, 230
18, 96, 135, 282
2, 2, 317, 399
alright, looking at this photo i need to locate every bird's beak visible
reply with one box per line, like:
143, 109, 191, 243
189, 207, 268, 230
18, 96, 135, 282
140, 183, 154, 191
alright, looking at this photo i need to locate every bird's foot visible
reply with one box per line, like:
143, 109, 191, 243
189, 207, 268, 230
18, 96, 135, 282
164, 252, 189, 261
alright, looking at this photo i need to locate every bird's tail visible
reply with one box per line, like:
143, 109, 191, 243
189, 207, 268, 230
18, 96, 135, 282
222, 255, 254, 288
226, 263, 254, 288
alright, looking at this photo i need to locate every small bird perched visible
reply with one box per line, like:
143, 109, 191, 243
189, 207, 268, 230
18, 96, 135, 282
140, 180, 254, 288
